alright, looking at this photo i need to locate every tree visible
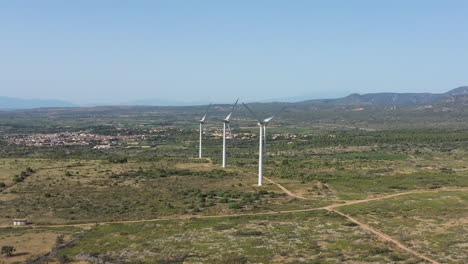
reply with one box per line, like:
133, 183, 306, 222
12, 175, 23, 183
1, 246, 16, 256
57, 254, 70, 264
56, 234, 65, 247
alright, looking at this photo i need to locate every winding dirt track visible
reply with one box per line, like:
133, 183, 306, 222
13, 187, 466, 229
264, 177, 307, 199
5, 187, 465, 229
265, 177, 457, 264
4, 175, 466, 264
331, 210, 441, 264
324, 187, 468, 210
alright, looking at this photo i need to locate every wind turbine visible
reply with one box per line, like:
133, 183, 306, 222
222, 99, 239, 168
199, 104, 211, 158
242, 103, 285, 186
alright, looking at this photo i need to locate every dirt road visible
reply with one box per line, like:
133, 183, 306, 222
264, 177, 307, 199
331, 210, 441, 264
4, 179, 465, 264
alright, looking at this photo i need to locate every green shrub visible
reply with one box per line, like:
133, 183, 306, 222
219, 255, 248, 264
108, 157, 128, 163
228, 203, 241, 209
233, 230, 263, 236
1, 246, 16, 256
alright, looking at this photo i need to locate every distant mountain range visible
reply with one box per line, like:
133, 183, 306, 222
127, 99, 211, 106
0, 96, 76, 109
1, 87, 467, 109
297, 86, 468, 105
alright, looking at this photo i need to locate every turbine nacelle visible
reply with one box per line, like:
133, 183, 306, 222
243, 103, 284, 126
257, 117, 275, 126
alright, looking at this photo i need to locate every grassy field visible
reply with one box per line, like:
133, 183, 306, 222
56, 210, 423, 264
0, 226, 83, 263
0, 154, 465, 263
1, 154, 466, 226
0, 107, 467, 263
338, 191, 468, 264
0, 158, 315, 226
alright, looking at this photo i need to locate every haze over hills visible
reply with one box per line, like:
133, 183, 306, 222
0, 86, 466, 133
296, 86, 468, 105
0, 96, 76, 110
1, 87, 467, 110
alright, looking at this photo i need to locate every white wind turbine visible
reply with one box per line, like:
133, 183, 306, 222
242, 103, 285, 186
198, 104, 211, 158
222, 99, 239, 168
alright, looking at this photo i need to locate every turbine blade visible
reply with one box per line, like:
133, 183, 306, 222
224, 112, 232, 121
263, 106, 287, 124
205, 103, 212, 114
200, 114, 207, 122
264, 115, 275, 123
224, 98, 240, 121
231, 98, 240, 111
201, 104, 212, 121
242, 103, 263, 124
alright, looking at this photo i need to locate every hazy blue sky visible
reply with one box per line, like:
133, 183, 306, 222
1, 1, 467, 104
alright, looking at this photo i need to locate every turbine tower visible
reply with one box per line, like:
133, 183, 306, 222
222, 99, 239, 168
198, 104, 211, 158
242, 103, 285, 186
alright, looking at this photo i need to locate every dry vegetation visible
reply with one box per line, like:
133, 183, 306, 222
339, 191, 468, 264
57, 211, 423, 264
0, 106, 467, 263
0, 227, 81, 264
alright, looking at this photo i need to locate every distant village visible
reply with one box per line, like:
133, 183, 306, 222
3, 128, 302, 149
4, 131, 146, 148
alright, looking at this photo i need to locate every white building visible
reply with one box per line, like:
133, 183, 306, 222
93, 144, 111, 149
13, 219, 27, 226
